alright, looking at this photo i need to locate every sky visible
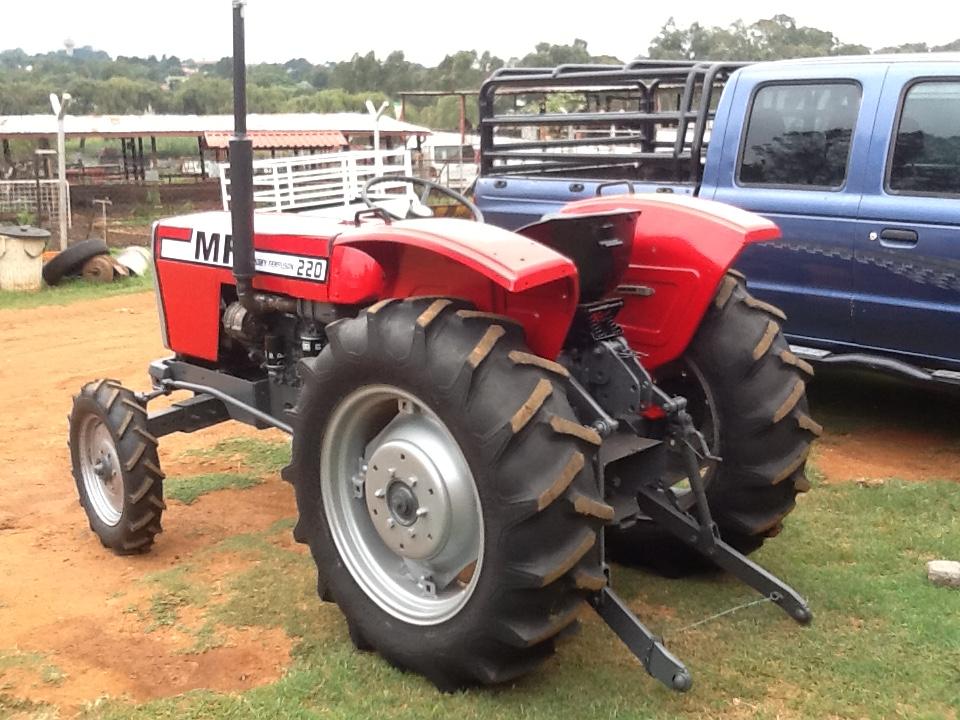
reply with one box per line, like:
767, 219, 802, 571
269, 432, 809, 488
6, 0, 960, 65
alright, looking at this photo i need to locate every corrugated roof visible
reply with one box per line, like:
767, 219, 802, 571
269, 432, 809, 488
0, 113, 431, 139
203, 130, 348, 149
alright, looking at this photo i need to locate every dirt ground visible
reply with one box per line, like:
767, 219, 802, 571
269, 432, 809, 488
0, 292, 958, 712
0, 293, 295, 712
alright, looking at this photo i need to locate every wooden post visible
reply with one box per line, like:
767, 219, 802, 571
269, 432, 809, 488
197, 135, 207, 179
1, 139, 10, 166
121, 138, 129, 181
150, 136, 158, 171
137, 137, 146, 181
39, 138, 52, 178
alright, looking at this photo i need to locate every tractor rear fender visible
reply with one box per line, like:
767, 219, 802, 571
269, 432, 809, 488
559, 194, 780, 370
335, 218, 579, 359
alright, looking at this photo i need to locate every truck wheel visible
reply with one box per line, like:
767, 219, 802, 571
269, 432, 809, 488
608, 272, 819, 571
69, 379, 165, 554
286, 298, 611, 689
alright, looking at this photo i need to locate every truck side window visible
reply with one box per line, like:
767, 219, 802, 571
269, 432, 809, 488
888, 81, 960, 197
738, 82, 861, 188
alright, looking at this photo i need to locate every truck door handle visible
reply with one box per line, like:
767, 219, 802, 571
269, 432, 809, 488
872, 228, 918, 248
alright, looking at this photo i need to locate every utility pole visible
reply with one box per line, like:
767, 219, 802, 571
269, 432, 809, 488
49, 92, 72, 250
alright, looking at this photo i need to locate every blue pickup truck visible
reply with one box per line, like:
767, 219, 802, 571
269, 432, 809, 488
476, 55, 960, 384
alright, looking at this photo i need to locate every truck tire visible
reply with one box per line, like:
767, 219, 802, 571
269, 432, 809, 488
42, 239, 109, 286
286, 297, 611, 689
69, 379, 165, 554
608, 272, 819, 571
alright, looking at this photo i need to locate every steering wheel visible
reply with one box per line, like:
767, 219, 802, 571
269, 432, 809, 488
361, 175, 484, 223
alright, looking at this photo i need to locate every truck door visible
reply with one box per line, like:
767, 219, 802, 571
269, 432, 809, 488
855, 67, 960, 368
710, 66, 881, 347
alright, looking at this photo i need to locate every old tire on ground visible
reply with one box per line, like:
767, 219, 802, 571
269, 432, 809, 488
69, 379, 165, 554
607, 272, 820, 573
286, 298, 611, 689
42, 239, 109, 286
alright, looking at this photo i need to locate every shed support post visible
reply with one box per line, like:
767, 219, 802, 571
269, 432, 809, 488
121, 138, 129, 181
197, 135, 207, 179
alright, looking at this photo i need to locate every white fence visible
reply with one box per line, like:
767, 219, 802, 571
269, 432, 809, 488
0, 180, 71, 225
220, 148, 413, 213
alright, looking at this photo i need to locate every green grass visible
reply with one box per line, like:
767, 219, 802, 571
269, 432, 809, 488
143, 566, 212, 631
0, 694, 49, 719
165, 438, 289, 506
0, 649, 66, 703
165, 473, 261, 505
0, 272, 153, 310
182, 438, 290, 477
69, 478, 959, 720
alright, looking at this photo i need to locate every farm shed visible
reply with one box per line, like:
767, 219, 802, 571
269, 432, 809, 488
0, 113, 430, 183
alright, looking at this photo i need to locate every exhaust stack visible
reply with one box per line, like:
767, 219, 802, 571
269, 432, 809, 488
229, 0, 255, 295
228, 1, 296, 315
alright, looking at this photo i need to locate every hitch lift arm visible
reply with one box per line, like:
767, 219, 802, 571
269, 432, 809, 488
569, 338, 812, 692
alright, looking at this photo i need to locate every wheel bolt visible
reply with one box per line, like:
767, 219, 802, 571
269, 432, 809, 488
387, 518, 396, 528
374, 488, 386, 498
416, 508, 429, 518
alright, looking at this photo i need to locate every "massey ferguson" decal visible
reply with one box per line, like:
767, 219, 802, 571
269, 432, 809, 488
159, 229, 327, 282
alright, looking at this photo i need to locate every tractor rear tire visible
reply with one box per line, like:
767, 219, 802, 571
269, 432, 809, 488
286, 298, 611, 689
69, 379, 165, 554
607, 272, 820, 572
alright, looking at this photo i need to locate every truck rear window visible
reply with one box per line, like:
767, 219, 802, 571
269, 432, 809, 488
889, 81, 960, 197
739, 82, 861, 189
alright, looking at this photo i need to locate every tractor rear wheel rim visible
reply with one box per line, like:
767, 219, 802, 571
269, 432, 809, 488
78, 414, 124, 526
321, 385, 483, 626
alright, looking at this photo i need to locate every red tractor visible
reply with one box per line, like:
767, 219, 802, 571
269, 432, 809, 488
68, 3, 816, 692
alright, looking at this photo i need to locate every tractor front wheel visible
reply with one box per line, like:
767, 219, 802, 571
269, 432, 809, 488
69, 379, 165, 554
286, 298, 611, 689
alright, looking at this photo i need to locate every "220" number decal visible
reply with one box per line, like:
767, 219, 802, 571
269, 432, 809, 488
296, 258, 327, 280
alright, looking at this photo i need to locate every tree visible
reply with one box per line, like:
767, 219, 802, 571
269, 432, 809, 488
648, 15, 871, 61
0, 27, 955, 119
518, 39, 592, 67
172, 76, 232, 114
876, 42, 930, 54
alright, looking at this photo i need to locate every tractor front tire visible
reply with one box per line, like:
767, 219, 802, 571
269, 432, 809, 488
608, 272, 820, 570
286, 298, 611, 689
69, 379, 165, 554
